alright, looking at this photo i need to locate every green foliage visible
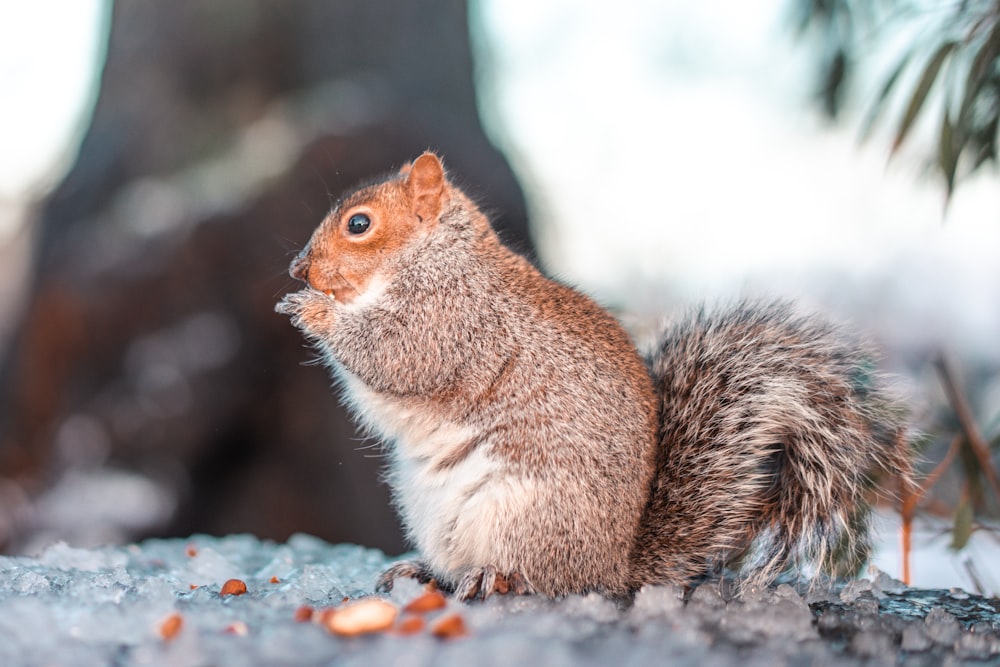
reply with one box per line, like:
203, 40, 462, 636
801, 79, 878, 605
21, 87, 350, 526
793, 0, 1000, 199
951, 496, 974, 550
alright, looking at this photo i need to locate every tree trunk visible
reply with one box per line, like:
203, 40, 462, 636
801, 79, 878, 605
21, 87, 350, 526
0, 0, 530, 554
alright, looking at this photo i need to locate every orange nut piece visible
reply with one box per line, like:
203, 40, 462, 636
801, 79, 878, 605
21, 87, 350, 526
220, 579, 248, 596
224, 621, 249, 636
323, 599, 399, 637
403, 591, 447, 614
159, 613, 184, 641
396, 616, 425, 636
431, 613, 469, 640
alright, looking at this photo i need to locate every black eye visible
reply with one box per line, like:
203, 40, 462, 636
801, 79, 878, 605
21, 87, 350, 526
347, 213, 371, 234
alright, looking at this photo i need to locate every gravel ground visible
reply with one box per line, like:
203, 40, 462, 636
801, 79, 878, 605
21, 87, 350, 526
1, 535, 998, 666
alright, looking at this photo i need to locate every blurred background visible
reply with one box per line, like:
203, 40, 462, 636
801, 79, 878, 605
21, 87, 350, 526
0, 0, 998, 592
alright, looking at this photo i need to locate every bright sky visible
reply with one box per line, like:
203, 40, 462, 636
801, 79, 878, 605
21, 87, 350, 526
0, 0, 108, 205
474, 0, 1000, 358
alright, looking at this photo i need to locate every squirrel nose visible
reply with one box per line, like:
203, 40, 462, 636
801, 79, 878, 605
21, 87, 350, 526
289, 249, 311, 283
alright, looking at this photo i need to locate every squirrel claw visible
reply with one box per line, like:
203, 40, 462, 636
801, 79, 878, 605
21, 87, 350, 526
505, 571, 535, 596
454, 565, 497, 601
453, 566, 535, 602
275, 288, 337, 332
375, 559, 435, 593
275, 288, 325, 315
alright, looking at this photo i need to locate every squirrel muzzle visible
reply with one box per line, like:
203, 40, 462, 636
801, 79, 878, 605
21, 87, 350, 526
289, 248, 311, 283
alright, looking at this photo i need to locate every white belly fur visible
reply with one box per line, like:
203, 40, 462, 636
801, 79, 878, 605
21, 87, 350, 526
334, 364, 530, 576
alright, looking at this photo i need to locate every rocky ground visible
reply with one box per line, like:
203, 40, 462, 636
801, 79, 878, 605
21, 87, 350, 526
1, 535, 999, 666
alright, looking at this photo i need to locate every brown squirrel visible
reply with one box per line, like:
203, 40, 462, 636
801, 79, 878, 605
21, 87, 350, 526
276, 152, 912, 600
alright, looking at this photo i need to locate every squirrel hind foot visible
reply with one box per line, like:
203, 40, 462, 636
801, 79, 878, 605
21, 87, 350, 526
375, 559, 435, 593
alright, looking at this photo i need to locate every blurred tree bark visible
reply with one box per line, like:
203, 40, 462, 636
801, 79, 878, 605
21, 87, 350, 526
0, 0, 531, 553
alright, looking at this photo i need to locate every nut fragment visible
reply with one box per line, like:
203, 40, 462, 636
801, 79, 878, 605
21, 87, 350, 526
403, 591, 447, 614
323, 598, 398, 637
431, 613, 468, 640
220, 579, 248, 596
269, 576, 280, 584
316, 608, 338, 627
294, 605, 314, 622
396, 616, 425, 636
224, 621, 249, 636
159, 613, 183, 641
185, 545, 198, 558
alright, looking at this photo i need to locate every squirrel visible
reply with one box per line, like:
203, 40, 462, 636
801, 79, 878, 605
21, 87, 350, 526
276, 151, 912, 601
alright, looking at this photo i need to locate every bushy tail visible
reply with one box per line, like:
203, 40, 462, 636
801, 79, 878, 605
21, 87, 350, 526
630, 301, 912, 589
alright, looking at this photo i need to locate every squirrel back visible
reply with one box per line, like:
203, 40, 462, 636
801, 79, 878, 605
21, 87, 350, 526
277, 152, 912, 599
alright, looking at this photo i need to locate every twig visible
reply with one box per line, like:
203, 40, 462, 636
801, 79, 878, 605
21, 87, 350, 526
934, 353, 1000, 504
900, 433, 962, 585
962, 557, 988, 597
903, 433, 963, 516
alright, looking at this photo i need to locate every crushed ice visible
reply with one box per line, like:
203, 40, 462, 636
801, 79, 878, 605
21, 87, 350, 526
1, 536, 998, 666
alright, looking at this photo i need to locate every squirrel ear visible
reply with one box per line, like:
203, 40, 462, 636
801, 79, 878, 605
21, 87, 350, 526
406, 152, 445, 222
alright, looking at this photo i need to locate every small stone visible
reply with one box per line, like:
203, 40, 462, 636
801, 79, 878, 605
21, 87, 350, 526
630, 584, 684, 623
689, 583, 726, 610
850, 630, 894, 658
955, 633, 1000, 660
816, 609, 842, 634
736, 584, 769, 605
955, 632, 994, 660
901, 624, 932, 652
852, 594, 880, 616
840, 579, 873, 604
773, 583, 808, 611
923, 607, 961, 645
803, 576, 839, 605
870, 568, 907, 597
970, 621, 996, 636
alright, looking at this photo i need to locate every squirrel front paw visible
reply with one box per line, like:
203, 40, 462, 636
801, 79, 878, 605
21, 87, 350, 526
275, 288, 337, 334
376, 561, 536, 601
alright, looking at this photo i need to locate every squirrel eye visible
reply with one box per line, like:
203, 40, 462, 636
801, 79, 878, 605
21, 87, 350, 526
346, 213, 371, 235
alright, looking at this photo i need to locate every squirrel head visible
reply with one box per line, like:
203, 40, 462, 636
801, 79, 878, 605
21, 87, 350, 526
289, 152, 448, 303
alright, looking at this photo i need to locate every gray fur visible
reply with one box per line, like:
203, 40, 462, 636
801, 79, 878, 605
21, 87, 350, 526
277, 155, 912, 599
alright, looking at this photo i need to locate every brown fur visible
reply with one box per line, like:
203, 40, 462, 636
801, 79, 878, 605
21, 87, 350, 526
277, 152, 912, 599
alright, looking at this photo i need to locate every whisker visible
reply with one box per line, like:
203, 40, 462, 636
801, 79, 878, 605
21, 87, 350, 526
334, 268, 362, 297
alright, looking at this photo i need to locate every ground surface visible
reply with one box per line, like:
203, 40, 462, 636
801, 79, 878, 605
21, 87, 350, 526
1, 535, 999, 666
